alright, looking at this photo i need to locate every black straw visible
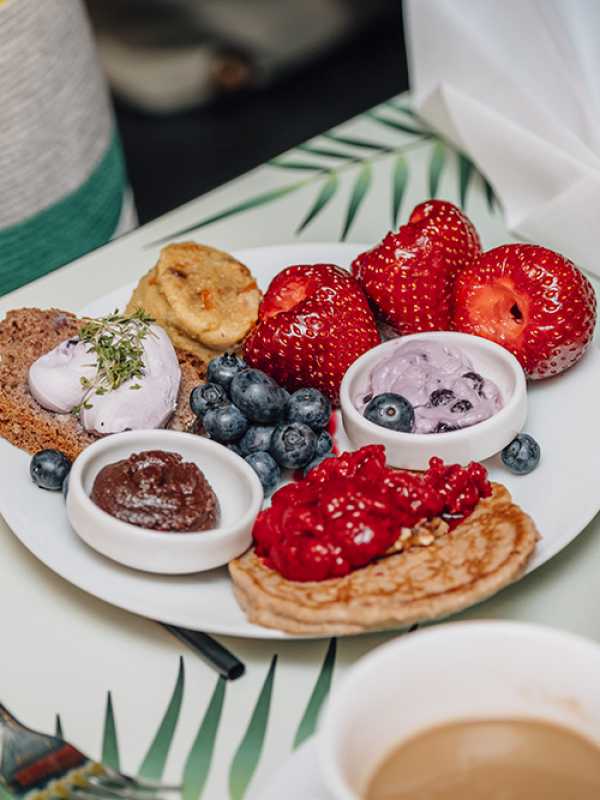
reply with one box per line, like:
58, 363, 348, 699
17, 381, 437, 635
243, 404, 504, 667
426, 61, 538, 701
162, 624, 245, 680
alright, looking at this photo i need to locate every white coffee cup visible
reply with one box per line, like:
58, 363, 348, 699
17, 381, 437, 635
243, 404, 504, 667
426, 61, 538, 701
318, 621, 600, 799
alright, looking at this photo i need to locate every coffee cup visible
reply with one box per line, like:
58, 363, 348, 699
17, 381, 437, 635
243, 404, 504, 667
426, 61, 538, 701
318, 621, 600, 799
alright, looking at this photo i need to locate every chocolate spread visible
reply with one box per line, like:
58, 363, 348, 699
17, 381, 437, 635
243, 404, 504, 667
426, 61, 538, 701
91, 450, 218, 532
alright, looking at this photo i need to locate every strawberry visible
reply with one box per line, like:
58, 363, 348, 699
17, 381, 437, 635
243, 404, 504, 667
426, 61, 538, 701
408, 200, 481, 280
453, 244, 597, 378
352, 200, 481, 335
243, 264, 380, 404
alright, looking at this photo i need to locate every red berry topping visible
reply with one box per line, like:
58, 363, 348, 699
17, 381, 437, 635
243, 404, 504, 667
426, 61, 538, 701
452, 244, 597, 379
253, 446, 492, 582
243, 264, 380, 404
352, 200, 481, 335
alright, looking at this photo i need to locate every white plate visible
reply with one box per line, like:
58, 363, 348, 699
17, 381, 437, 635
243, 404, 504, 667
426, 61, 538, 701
1, 243, 600, 639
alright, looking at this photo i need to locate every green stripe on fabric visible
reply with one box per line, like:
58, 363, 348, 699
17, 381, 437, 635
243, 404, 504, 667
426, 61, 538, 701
0, 128, 126, 296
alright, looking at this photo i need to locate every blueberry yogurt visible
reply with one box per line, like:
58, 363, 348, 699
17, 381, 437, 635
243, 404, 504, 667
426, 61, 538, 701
355, 340, 503, 434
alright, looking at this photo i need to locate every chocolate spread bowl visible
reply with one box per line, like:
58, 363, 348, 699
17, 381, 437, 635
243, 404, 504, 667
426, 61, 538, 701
340, 332, 527, 470
66, 430, 263, 574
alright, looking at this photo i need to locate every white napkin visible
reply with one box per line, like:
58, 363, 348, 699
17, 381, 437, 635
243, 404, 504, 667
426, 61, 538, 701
405, 0, 600, 275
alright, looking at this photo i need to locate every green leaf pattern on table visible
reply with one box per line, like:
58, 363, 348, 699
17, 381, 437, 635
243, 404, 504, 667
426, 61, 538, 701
55, 713, 63, 739
150, 184, 303, 244
229, 655, 277, 800
297, 172, 339, 233
342, 163, 373, 240
365, 111, 428, 137
297, 144, 358, 161
483, 176, 496, 211
293, 638, 337, 750
183, 676, 226, 800
151, 100, 497, 246
138, 656, 185, 781
102, 691, 121, 771
391, 155, 409, 227
92, 647, 338, 800
428, 141, 446, 198
269, 160, 327, 173
458, 152, 474, 211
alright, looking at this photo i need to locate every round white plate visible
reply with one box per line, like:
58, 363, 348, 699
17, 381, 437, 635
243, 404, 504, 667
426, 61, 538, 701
1, 243, 600, 639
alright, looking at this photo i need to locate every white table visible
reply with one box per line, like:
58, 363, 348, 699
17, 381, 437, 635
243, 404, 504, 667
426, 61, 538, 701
2, 94, 600, 800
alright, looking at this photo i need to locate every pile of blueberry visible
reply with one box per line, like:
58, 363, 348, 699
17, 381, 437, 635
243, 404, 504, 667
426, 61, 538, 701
190, 354, 335, 493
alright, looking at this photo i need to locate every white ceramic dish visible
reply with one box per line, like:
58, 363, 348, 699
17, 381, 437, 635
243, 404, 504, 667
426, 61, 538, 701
340, 331, 527, 469
257, 622, 600, 799
66, 430, 263, 574
319, 621, 600, 798
1, 243, 600, 638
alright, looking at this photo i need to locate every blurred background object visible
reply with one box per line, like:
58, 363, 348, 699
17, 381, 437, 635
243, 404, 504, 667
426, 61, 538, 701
85, 0, 407, 222
0, 0, 136, 296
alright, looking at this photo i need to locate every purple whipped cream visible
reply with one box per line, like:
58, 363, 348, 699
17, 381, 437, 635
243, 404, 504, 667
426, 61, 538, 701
29, 324, 181, 435
355, 340, 503, 434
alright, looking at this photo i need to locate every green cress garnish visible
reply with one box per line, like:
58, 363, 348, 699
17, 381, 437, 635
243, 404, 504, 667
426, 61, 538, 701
72, 309, 155, 414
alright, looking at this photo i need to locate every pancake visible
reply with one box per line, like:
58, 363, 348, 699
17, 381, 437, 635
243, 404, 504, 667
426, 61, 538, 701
127, 241, 261, 362
229, 484, 539, 635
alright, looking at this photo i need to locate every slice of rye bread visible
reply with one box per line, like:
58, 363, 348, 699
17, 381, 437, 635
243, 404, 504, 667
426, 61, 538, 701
0, 308, 204, 461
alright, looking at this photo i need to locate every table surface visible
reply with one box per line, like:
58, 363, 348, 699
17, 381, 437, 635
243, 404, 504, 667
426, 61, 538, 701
2, 93, 600, 800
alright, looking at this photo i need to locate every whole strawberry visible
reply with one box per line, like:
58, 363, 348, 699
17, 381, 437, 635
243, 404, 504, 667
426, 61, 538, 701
408, 200, 481, 280
243, 264, 380, 404
352, 200, 481, 335
453, 244, 597, 378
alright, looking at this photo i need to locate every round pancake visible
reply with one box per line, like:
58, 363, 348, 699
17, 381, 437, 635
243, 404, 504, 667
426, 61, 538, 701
156, 242, 261, 349
229, 485, 539, 635
126, 267, 226, 362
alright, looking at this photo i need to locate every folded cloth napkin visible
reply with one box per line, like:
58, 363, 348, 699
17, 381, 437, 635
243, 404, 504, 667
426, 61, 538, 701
0, 0, 136, 296
405, 0, 600, 275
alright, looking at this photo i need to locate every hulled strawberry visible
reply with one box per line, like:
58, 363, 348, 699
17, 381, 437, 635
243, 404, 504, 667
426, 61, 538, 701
243, 264, 380, 404
352, 200, 481, 335
453, 244, 597, 378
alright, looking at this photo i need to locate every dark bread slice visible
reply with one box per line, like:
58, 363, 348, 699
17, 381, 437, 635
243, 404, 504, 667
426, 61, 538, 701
0, 308, 203, 461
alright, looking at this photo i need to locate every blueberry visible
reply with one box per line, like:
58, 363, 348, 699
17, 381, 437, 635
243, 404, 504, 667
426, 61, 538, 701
189, 382, 228, 417
230, 368, 287, 424
364, 393, 415, 433
315, 430, 333, 457
270, 422, 317, 469
451, 399, 473, 413
429, 389, 455, 407
303, 452, 336, 476
245, 452, 281, 495
228, 443, 243, 457
62, 473, 70, 499
203, 403, 249, 443
30, 449, 72, 491
287, 388, 331, 431
462, 372, 485, 396
501, 434, 541, 475
206, 353, 247, 391
240, 425, 275, 455
435, 422, 460, 433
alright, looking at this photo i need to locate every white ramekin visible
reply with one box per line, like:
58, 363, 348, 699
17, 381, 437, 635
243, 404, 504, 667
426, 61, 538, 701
319, 621, 600, 799
340, 331, 527, 469
66, 429, 263, 574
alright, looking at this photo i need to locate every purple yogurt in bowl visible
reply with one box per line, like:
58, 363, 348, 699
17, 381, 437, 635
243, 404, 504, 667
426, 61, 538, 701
340, 331, 527, 470
354, 339, 503, 434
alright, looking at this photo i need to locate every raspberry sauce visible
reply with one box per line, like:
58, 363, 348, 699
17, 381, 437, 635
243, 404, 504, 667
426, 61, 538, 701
252, 445, 491, 582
